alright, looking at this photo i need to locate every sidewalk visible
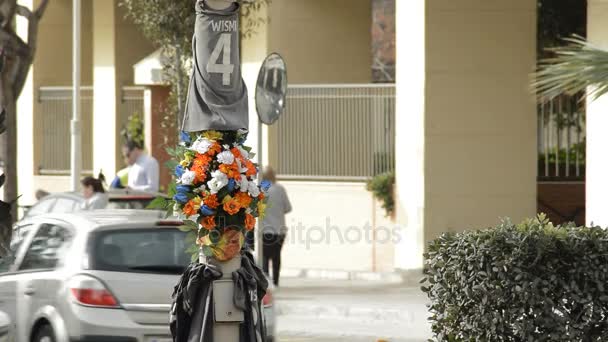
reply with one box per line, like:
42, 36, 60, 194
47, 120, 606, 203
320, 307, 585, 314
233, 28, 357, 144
274, 277, 432, 342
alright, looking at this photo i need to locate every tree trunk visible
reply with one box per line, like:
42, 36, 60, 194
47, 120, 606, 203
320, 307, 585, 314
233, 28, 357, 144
1, 72, 16, 222
174, 48, 184, 129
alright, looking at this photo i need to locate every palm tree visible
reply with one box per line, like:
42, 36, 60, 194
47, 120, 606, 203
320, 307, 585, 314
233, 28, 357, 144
533, 35, 608, 101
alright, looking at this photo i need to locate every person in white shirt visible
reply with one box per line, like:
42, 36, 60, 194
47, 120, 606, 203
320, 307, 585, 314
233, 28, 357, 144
81, 174, 109, 210
122, 141, 160, 193
261, 166, 292, 286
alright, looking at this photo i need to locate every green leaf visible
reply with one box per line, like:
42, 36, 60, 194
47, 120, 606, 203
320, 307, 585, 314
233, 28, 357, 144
167, 181, 177, 197
202, 246, 214, 257
191, 252, 199, 263
146, 196, 168, 209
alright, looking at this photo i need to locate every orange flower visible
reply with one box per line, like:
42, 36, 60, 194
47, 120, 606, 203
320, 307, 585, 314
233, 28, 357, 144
223, 198, 241, 215
201, 216, 216, 230
245, 160, 257, 177
234, 192, 253, 208
193, 153, 212, 168
183, 197, 202, 217
245, 214, 256, 231
231, 147, 242, 159
190, 164, 207, 184
203, 194, 220, 209
208, 142, 222, 156
258, 192, 265, 200
219, 162, 241, 180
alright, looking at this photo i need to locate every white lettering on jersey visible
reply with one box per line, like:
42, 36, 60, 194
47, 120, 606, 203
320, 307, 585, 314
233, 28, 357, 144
207, 33, 234, 86
211, 20, 238, 32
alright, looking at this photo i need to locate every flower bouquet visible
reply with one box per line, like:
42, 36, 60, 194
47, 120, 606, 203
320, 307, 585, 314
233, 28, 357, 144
152, 130, 269, 262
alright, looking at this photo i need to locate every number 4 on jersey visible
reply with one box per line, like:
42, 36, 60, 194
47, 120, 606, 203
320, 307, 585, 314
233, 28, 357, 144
207, 33, 234, 86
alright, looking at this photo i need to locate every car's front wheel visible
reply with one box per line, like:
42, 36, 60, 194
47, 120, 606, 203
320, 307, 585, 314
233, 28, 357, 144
33, 324, 55, 342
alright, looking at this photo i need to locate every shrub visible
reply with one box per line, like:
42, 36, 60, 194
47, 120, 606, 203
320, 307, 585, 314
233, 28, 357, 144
366, 171, 394, 217
422, 214, 608, 341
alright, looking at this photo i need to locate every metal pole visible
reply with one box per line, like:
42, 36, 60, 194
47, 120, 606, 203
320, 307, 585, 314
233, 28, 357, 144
257, 119, 264, 267
70, 0, 82, 191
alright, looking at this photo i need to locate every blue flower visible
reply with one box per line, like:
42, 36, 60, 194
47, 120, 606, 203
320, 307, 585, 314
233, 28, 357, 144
176, 185, 191, 193
260, 180, 272, 191
173, 193, 189, 204
199, 205, 216, 216
175, 165, 185, 178
180, 131, 191, 143
227, 179, 236, 192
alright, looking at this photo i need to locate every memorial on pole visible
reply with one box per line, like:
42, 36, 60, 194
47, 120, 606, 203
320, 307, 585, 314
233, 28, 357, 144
167, 1, 270, 341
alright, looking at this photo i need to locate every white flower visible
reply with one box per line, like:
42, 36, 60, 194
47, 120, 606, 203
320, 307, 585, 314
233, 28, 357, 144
193, 184, 206, 194
207, 171, 229, 194
237, 146, 249, 159
248, 181, 260, 197
180, 170, 196, 185
189, 138, 213, 154
236, 159, 248, 174
245, 207, 252, 214
238, 175, 249, 192
217, 150, 235, 165
223, 144, 230, 149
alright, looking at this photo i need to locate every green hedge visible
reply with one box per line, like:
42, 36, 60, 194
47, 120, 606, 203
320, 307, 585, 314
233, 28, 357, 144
422, 215, 608, 341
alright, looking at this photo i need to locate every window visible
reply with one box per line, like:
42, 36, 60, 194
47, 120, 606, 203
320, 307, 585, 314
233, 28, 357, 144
90, 228, 189, 274
19, 224, 74, 271
25, 198, 56, 218
0, 225, 33, 273
53, 198, 79, 214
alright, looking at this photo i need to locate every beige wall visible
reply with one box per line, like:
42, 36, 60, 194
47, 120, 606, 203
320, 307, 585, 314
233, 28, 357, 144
280, 181, 395, 272
394, 0, 538, 270
268, 0, 372, 84
586, 0, 608, 226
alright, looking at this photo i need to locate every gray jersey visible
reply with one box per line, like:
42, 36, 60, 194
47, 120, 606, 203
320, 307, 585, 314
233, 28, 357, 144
182, 0, 249, 132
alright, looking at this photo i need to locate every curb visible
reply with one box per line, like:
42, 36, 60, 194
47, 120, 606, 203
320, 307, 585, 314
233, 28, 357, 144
281, 268, 422, 283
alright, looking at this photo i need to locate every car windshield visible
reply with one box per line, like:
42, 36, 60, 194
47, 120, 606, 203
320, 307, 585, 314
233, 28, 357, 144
106, 198, 155, 210
89, 228, 191, 274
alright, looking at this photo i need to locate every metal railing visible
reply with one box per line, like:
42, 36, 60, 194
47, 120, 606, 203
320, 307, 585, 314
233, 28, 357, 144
38, 86, 144, 174
276, 84, 395, 180
537, 94, 586, 181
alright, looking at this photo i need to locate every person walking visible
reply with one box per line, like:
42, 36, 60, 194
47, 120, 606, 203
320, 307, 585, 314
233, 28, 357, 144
122, 141, 160, 193
81, 174, 108, 210
262, 166, 292, 286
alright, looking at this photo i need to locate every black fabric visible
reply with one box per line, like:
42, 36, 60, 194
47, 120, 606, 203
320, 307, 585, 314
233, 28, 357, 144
170, 251, 268, 342
263, 233, 285, 286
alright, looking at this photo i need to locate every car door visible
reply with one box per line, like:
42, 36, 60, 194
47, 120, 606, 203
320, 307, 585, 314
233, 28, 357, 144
15, 222, 75, 342
0, 224, 36, 340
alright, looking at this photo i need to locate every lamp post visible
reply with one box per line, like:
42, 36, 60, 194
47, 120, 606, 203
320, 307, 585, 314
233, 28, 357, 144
70, 0, 82, 191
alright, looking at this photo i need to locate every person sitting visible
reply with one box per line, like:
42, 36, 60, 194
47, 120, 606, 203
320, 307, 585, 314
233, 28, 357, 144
81, 174, 109, 210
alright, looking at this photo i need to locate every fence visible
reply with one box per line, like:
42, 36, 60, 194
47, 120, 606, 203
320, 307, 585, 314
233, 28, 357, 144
537, 94, 586, 181
38, 86, 144, 174
276, 84, 395, 180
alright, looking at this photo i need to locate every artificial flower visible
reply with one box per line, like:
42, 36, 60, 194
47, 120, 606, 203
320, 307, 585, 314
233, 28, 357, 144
219, 162, 241, 180
193, 184, 206, 194
183, 197, 202, 217
204, 194, 220, 209
180, 154, 194, 168
244, 160, 257, 177
237, 146, 249, 159
258, 192, 265, 200
257, 201, 266, 219
190, 164, 207, 184
173, 185, 191, 204
193, 153, 212, 168
201, 216, 216, 230
245, 213, 256, 231
223, 197, 241, 215
180, 131, 192, 143
238, 174, 249, 193
199, 205, 216, 216
231, 147, 242, 159
236, 159, 248, 174
208, 142, 222, 156
248, 181, 260, 198
180, 170, 197, 185
189, 138, 213, 154
234, 192, 253, 208
217, 150, 235, 165
227, 179, 236, 192
207, 171, 229, 194
175, 165, 185, 179
202, 130, 223, 141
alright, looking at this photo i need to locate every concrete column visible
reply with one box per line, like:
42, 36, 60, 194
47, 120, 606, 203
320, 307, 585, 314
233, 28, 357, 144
92, 0, 118, 177
16, 0, 35, 206
394, 0, 537, 271
143, 85, 172, 191
586, 0, 608, 226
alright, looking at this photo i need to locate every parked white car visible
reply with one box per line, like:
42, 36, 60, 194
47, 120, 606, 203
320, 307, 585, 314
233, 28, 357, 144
0, 210, 275, 342
0, 311, 13, 342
